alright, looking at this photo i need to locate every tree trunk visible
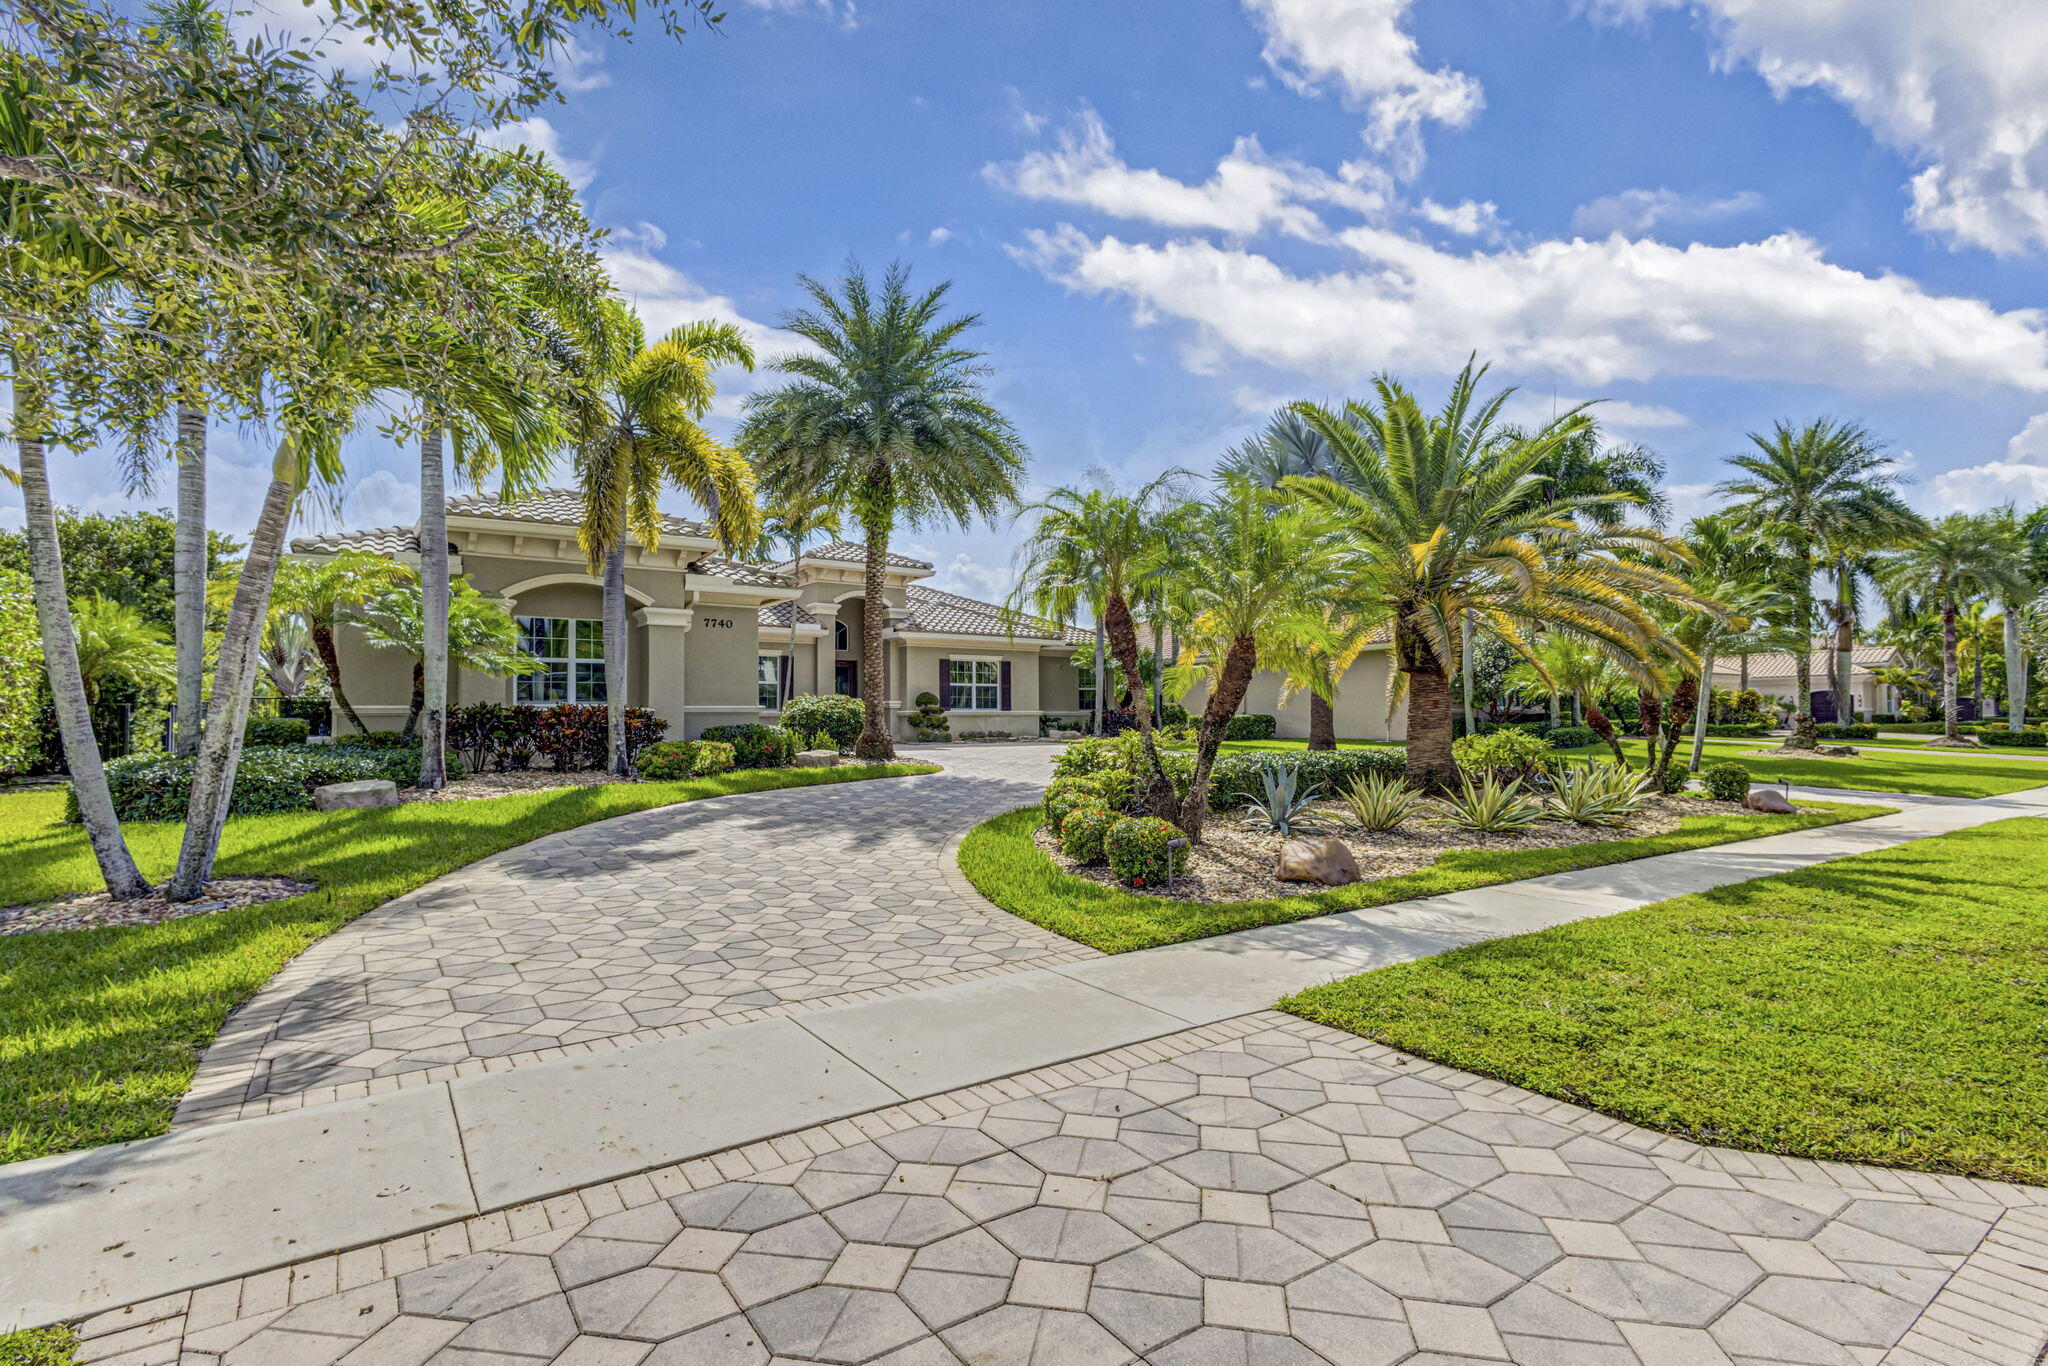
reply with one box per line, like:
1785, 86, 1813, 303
1941, 595, 1961, 742
312, 621, 369, 735
1547, 690, 1559, 727
1091, 620, 1105, 737
1688, 648, 1716, 772
1738, 653, 1749, 693
14, 374, 149, 897
784, 531, 803, 708
169, 444, 301, 900
1637, 688, 1662, 768
2008, 604, 2029, 732
1973, 639, 1984, 720
1834, 568, 1855, 723
853, 505, 895, 761
1307, 690, 1336, 751
1459, 612, 1475, 739
1658, 676, 1696, 777
417, 427, 449, 788
1151, 615, 1165, 724
1396, 616, 1457, 791
403, 659, 425, 740
1585, 701, 1627, 765
1788, 562, 1816, 744
1105, 591, 1176, 819
603, 544, 630, 775
173, 399, 207, 757
1178, 633, 1256, 838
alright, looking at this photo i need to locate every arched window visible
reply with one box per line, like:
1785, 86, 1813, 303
835, 619, 850, 652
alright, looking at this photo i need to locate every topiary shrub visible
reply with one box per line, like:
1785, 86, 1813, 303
1702, 760, 1751, 802
780, 693, 864, 753
1223, 713, 1277, 741
1452, 729, 1553, 785
1545, 725, 1598, 749
699, 723, 798, 769
1059, 804, 1118, 864
1104, 815, 1185, 888
244, 716, 311, 747
1652, 764, 1692, 794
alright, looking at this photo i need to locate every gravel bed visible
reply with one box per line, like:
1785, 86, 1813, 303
0, 876, 316, 936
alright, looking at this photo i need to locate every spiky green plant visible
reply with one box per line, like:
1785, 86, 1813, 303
1433, 774, 1548, 833
1238, 755, 1326, 837
1339, 770, 1428, 832
1546, 761, 1653, 827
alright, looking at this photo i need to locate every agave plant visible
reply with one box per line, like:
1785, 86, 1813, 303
1433, 774, 1548, 833
1546, 761, 1653, 827
1339, 771, 1428, 832
1240, 756, 1326, 837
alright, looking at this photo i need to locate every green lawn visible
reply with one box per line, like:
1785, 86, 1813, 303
1567, 736, 2048, 798
1281, 815, 2048, 1185
957, 799, 1885, 954
0, 764, 936, 1165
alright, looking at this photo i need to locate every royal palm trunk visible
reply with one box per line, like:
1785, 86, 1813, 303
1942, 592, 1961, 742
173, 399, 207, 757
15, 373, 148, 897
418, 426, 449, 789
1834, 568, 1855, 724
169, 441, 301, 899
1179, 633, 1257, 838
1788, 554, 1816, 744
1688, 648, 1716, 772
603, 545, 630, 775
2007, 605, 2029, 732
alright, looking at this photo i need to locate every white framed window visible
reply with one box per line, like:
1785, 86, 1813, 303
758, 656, 780, 710
834, 618, 850, 651
1077, 663, 1095, 712
950, 658, 1002, 711
516, 616, 606, 704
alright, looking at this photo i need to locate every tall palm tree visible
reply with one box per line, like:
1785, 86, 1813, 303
1985, 505, 2046, 732
760, 492, 841, 706
269, 549, 413, 734
741, 263, 1027, 760
1715, 419, 1921, 741
1537, 426, 1671, 529
1289, 363, 1705, 790
574, 306, 759, 775
1009, 470, 1194, 819
1878, 514, 2028, 743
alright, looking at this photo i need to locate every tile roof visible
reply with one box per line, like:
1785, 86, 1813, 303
689, 557, 793, 589
758, 601, 821, 629
1723, 644, 1902, 679
895, 583, 1087, 643
448, 489, 715, 540
290, 524, 419, 556
778, 540, 934, 572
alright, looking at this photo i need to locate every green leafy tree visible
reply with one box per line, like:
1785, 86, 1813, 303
573, 307, 759, 775
1985, 504, 2047, 731
0, 509, 238, 628
1289, 363, 1704, 790
1878, 514, 2030, 742
742, 263, 1027, 761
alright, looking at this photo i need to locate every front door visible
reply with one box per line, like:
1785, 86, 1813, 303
835, 660, 860, 698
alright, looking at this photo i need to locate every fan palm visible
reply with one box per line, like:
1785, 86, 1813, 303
1877, 514, 2029, 742
1536, 425, 1671, 528
1288, 362, 1708, 790
1009, 470, 1196, 819
741, 263, 1027, 760
1715, 418, 1923, 737
574, 305, 759, 775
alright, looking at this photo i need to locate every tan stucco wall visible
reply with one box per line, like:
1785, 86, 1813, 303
1181, 648, 1405, 740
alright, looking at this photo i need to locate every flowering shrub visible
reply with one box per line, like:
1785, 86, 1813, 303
1044, 775, 1107, 830
1059, 805, 1118, 864
1104, 816, 1186, 888
699, 723, 799, 769
635, 739, 736, 780
780, 693, 864, 752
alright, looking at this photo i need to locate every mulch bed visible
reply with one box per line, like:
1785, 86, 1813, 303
1033, 794, 1794, 904
398, 770, 623, 803
0, 876, 316, 937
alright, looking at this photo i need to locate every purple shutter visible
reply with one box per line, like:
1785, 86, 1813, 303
938, 659, 952, 708
999, 660, 1013, 712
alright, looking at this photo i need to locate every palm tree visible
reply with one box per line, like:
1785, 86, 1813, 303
1716, 419, 1921, 742
742, 263, 1027, 761
574, 306, 759, 775
760, 492, 842, 707
1167, 476, 1358, 835
354, 579, 542, 738
1009, 471, 1195, 819
269, 549, 412, 734
1289, 363, 1704, 790
1985, 505, 2046, 732
1537, 426, 1671, 528
1878, 514, 2028, 743
70, 595, 176, 704
1955, 600, 2002, 720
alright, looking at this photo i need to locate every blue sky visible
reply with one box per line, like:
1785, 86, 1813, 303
13, 0, 2048, 604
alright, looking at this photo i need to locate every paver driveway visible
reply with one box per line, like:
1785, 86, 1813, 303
141, 1017, 2034, 1366
184, 747, 1082, 1122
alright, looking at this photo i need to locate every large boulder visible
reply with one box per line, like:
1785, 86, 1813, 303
313, 779, 400, 811
1276, 835, 1363, 886
1743, 787, 1796, 814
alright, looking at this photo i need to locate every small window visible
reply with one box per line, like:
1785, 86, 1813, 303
950, 658, 1002, 711
1077, 663, 1095, 712
517, 617, 605, 704
834, 618, 850, 652
758, 656, 780, 710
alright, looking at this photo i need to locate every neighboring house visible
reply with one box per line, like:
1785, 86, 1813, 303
1707, 641, 1906, 719
290, 490, 1096, 741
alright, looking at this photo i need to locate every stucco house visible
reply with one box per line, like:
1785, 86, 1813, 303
290, 490, 1101, 741
1706, 641, 1906, 720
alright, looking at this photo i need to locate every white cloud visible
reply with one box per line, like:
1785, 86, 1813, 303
926, 227, 953, 247
608, 221, 669, 252
598, 249, 815, 417
1240, 0, 1483, 168
1584, 0, 2048, 255
1570, 187, 1764, 238
1415, 198, 1504, 239
1665, 481, 1722, 528
478, 118, 596, 191
921, 551, 1018, 604
1500, 393, 1692, 432
985, 109, 1388, 241
742, 0, 857, 28
1017, 224, 2048, 394
343, 469, 421, 526
1926, 412, 2048, 512
551, 36, 611, 93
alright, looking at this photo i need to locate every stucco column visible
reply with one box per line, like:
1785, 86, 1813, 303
631, 606, 693, 734
807, 603, 839, 700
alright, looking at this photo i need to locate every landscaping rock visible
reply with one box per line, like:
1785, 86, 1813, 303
1817, 744, 1858, 756
1744, 788, 1796, 814
793, 750, 844, 767
313, 779, 400, 811
1276, 835, 1363, 886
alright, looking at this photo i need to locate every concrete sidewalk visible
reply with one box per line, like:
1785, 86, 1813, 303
5, 781, 2046, 1331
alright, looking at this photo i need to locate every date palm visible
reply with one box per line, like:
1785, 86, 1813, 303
1288, 362, 1705, 790
1878, 514, 2028, 742
575, 305, 759, 774
742, 263, 1026, 760
1715, 419, 1922, 740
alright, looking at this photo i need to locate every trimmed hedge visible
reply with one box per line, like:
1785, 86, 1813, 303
698, 723, 799, 769
81, 745, 466, 822
1545, 725, 1598, 749
1980, 728, 2047, 747
1206, 748, 1402, 810
1224, 713, 1278, 741
1704, 723, 1770, 738
244, 716, 311, 747
1816, 723, 1877, 740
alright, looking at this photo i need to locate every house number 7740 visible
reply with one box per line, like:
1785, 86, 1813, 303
701, 616, 735, 628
